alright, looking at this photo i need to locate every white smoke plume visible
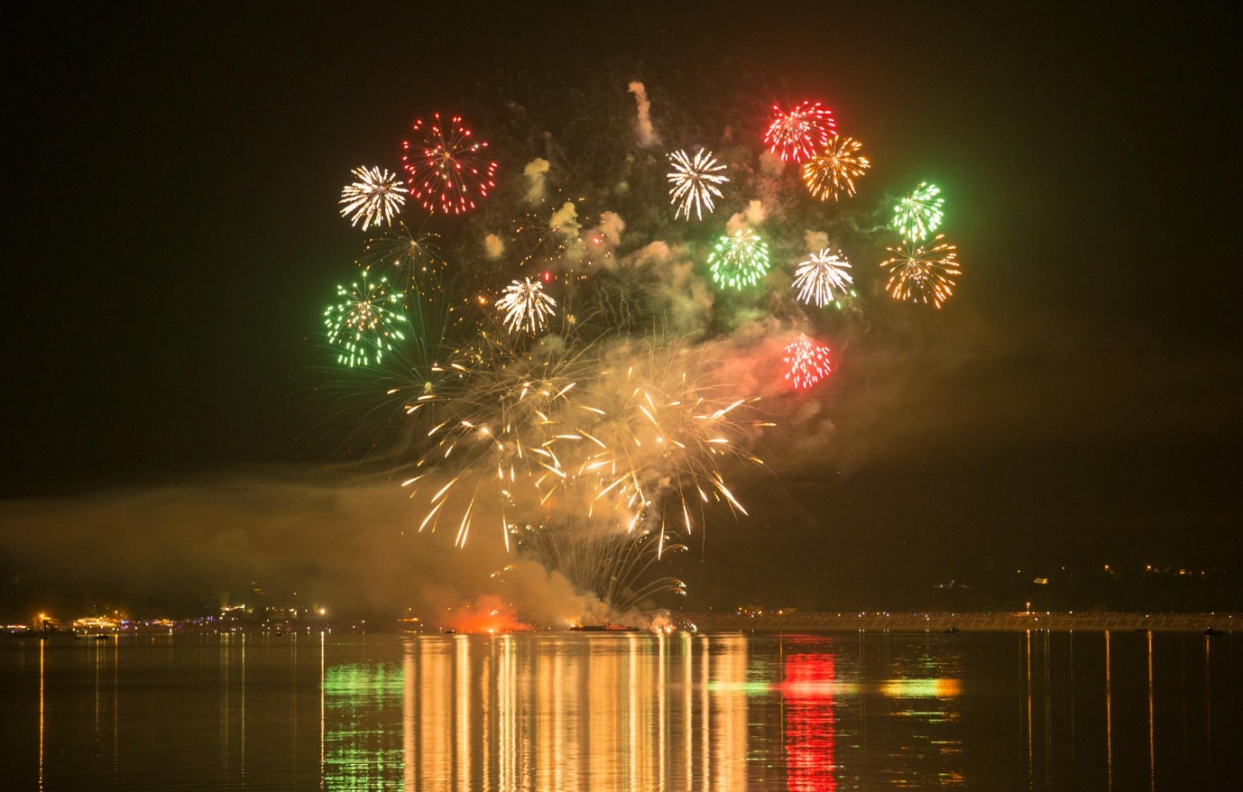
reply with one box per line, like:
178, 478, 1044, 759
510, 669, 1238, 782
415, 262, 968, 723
804, 230, 829, 252
759, 150, 785, 177
484, 232, 504, 259
523, 157, 550, 202
595, 211, 626, 246
726, 200, 767, 234
627, 81, 659, 148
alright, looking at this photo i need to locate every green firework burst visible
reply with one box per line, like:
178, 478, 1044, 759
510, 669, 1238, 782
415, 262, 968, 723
324, 269, 407, 367
891, 182, 944, 242
707, 228, 771, 290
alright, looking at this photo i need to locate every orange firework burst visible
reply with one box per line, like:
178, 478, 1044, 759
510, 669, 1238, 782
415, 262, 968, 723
801, 136, 870, 201
879, 234, 960, 308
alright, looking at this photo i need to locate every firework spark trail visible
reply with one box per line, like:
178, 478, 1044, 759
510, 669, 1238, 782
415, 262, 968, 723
801, 136, 870, 201
511, 522, 687, 614
792, 249, 853, 307
402, 113, 497, 215
879, 234, 960, 307
667, 148, 728, 221
339, 166, 407, 230
395, 339, 768, 577
360, 220, 441, 290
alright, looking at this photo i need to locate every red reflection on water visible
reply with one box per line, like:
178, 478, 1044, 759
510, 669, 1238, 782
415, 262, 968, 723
783, 653, 837, 791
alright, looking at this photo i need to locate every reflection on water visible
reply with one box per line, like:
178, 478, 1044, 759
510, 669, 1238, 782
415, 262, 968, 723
1, 630, 1239, 789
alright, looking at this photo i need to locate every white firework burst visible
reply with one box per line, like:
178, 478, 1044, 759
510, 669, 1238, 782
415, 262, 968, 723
496, 277, 556, 334
792, 248, 853, 307
667, 148, 728, 221
339, 166, 407, 230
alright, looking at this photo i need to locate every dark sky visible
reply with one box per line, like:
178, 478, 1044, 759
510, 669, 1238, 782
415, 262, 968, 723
2, 3, 1240, 613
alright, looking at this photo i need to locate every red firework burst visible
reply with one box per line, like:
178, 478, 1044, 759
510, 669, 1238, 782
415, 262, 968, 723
401, 113, 498, 215
783, 334, 832, 390
764, 101, 836, 164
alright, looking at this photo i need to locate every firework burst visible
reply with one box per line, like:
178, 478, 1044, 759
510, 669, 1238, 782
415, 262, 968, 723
891, 182, 944, 241
496, 277, 557, 334
792, 249, 853, 307
667, 148, 728, 221
783, 334, 832, 390
339, 166, 407, 230
879, 234, 960, 307
401, 113, 497, 215
801, 136, 870, 201
708, 228, 771, 290
324, 269, 407, 367
361, 220, 442, 288
396, 339, 768, 552
764, 101, 836, 163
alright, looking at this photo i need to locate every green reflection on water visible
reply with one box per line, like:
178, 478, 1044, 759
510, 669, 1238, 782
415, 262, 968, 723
324, 662, 404, 791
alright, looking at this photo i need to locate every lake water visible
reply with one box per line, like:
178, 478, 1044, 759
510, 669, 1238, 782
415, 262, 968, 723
1, 630, 1239, 790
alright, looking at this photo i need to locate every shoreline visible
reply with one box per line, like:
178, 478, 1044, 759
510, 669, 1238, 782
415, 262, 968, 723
682, 611, 1239, 633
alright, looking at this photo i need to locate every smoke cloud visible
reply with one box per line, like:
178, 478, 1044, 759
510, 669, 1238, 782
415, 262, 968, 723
726, 200, 767, 234
804, 230, 829, 252
484, 232, 504, 259
0, 472, 619, 627
758, 150, 785, 177
627, 81, 659, 148
522, 157, 550, 202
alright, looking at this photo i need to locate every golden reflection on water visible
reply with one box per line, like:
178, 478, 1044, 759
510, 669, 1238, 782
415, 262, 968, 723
20, 630, 1233, 790
38, 638, 44, 792
313, 633, 968, 791
1105, 630, 1113, 792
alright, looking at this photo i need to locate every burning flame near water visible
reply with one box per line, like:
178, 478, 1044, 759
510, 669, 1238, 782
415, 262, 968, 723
442, 595, 535, 634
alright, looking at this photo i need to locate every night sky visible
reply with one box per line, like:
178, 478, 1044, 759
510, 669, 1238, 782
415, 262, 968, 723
2, 3, 1240, 616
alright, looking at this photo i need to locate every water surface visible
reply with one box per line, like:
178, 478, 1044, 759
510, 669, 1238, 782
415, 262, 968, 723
1, 630, 1239, 789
